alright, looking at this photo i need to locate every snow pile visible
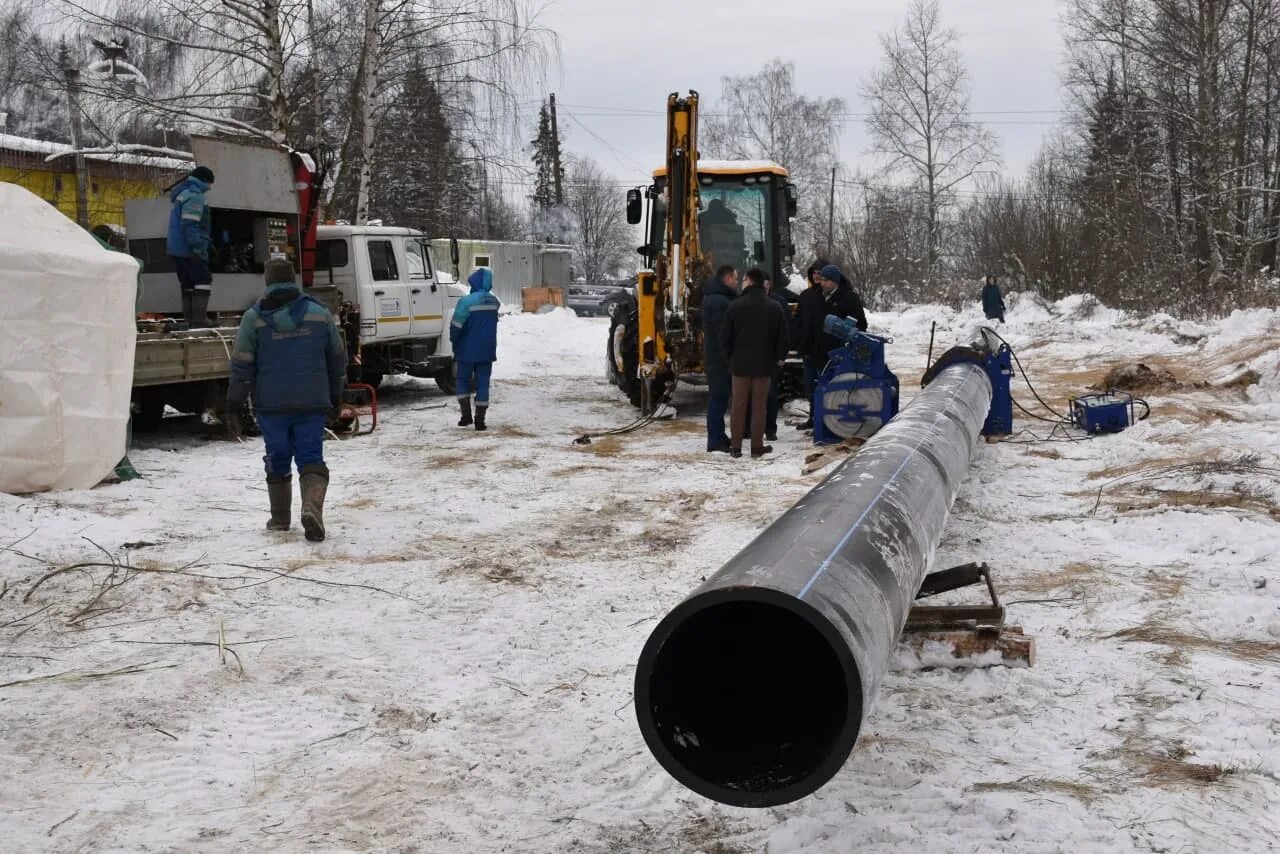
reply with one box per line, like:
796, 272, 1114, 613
494, 308, 606, 379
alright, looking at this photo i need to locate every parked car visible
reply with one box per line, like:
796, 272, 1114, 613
600, 284, 633, 319
567, 282, 627, 317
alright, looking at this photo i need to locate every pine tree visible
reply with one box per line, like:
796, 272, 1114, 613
530, 101, 556, 212
364, 57, 468, 236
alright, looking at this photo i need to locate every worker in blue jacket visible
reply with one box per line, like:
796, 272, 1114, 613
227, 258, 346, 542
167, 166, 215, 328
451, 267, 501, 431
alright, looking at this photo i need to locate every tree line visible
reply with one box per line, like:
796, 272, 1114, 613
3, 0, 1277, 311
700, 0, 1280, 316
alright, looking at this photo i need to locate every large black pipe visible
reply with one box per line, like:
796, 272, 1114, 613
634, 359, 993, 808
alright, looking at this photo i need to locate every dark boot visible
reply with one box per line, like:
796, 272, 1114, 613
457, 397, 473, 427
266, 475, 291, 531
299, 464, 329, 542
475, 405, 487, 431
181, 292, 194, 329
188, 291, 212, 329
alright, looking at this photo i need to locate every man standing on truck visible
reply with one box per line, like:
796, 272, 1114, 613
168, 165, 215, 329
451, 267, 501, 431
227, 258, 346, 542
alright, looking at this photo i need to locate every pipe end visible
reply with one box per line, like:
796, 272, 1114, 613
634, 587, 864, 808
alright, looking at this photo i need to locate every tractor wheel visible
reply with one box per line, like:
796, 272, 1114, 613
619, 306, 642, 408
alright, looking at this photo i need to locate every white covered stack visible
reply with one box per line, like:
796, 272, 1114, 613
0, 182, 138, 493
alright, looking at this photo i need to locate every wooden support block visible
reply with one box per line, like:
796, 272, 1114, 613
900, 625, 1035, 667
802, 437, 866, 475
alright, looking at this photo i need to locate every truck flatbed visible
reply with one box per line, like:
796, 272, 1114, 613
133, 328, 237, 388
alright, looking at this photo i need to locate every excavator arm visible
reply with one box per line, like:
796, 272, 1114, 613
635, 91, 708, 412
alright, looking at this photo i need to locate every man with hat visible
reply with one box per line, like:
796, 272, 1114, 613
227, 258, 347, 542
167, 165, 215, 328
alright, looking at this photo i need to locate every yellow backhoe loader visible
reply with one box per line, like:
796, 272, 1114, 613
606, 91, 800, 413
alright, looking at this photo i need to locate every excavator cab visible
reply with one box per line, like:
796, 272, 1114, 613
640, 166, 796, 297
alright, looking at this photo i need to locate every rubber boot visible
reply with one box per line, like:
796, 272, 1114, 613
299, 464, 329, 542
188, 290, 212, 329
266, 475, 291, 531
181, 292, 194, 329
475, 405, 488, 432
457, 396, 473, 427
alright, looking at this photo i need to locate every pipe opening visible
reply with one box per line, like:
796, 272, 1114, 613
638, 598, 858, 806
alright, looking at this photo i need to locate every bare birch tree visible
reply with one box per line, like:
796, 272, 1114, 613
863, 0, 1000, 281
702, 59, 844, 253
563, 155, 630, 283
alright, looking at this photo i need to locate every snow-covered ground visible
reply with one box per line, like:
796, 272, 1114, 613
2, 297, 1278, 853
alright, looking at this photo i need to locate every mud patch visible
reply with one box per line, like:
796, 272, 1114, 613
376, 705, 440, 732
1097, 362, 1186, 393
1107, 621, 1280, 664
599, 812, 751, 854
970, 777, 1104, 804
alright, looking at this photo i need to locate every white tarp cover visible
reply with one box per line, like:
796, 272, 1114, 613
0, 183, 138, 493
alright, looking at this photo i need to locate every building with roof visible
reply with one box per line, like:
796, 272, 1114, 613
0, 133, 189, 230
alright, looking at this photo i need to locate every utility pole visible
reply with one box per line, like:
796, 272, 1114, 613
549, 93, 564, 206
827, 166, 837, 258
63, 63, 90, 230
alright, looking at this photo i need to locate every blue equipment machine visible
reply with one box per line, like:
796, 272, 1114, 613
813, 318, 900, 445
1070, 392, 1137, 434
814, 322, 1015, 445
921, 328, 1014, 437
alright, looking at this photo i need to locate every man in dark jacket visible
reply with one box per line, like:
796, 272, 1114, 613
721, 267, 788, 458
167, 166, 215, 328
982, 274, 1006, 322
759, 276, 791, 441
701, 265, 738, 452
228, 258, 346, 542
795, 261, 828, 430
815, 264, 868, 355
451, 267, 501, 431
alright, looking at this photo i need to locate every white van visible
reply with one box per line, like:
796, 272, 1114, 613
315, 225, 459, 391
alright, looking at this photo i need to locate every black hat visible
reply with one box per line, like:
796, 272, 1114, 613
191, 165, 215, 184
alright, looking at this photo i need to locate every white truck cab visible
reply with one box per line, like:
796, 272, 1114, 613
315, 225, 459, 391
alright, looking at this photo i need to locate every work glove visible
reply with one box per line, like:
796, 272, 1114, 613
224, 400, 250, 438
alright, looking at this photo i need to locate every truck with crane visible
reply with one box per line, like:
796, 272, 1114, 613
605, 91, 800, 412
123, 135, 462, 430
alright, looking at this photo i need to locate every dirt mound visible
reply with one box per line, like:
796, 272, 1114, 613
1097, 362, 1184, 393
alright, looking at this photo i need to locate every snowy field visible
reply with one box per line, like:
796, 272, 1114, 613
2, 297, 1279, 853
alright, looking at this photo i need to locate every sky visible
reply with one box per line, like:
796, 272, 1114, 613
523, 0, 1069, 191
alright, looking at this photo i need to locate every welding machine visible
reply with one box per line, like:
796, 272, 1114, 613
1070, 392, 1136, 434
813, 318, 900, 445
921, 328, 1014, 438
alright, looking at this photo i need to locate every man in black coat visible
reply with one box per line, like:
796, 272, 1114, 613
701, 265, 738, 452
721, 267, 788, 458
815, 264, 868, 355
795, 261, 828, 430
760, 276, 792, 441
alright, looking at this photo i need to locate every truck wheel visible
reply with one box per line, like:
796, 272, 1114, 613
361, 371, 384, 389
434, 364, 457, 395
131, 390, 166, 433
